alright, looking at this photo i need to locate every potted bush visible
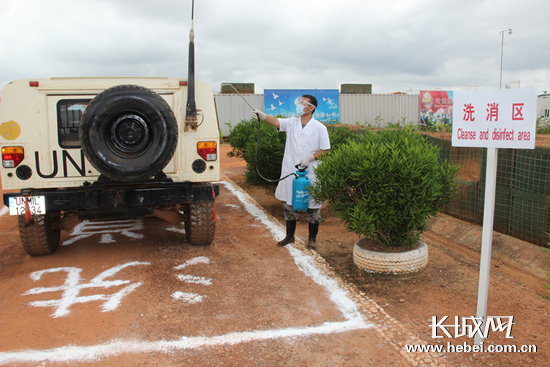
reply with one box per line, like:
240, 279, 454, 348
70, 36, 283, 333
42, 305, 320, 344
309, 126, 458, 274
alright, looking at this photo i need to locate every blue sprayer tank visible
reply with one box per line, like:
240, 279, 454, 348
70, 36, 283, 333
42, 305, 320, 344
292, 165, 310, 212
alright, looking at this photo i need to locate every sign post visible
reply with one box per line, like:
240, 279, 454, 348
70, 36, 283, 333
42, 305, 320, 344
474, 146, 498, 345
452, 89, 537, 345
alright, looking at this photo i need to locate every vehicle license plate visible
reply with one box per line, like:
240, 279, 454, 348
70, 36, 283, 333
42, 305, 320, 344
8, 196, 46, 215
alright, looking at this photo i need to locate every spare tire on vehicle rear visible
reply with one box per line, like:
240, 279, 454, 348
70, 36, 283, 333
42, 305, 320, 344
79, 85, 178, 182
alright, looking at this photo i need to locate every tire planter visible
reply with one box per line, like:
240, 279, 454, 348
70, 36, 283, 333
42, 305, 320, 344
79, 85, 178, 182
353, 238, 428, 275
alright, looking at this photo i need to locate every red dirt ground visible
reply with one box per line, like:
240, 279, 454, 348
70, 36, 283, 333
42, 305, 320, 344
221, 144, 550, 367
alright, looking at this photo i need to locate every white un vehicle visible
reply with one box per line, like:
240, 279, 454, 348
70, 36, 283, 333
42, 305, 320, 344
0, 66, 221, 256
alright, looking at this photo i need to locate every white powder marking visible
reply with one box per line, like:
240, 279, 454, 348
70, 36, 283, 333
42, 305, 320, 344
171, 291, 206, 304
224, 204, 240, 208
173, 257, 212, 300
174, 256, 210, 270
101, 282, 143, 312
0, 206, 8, 217
176, 274, 212, 286
1, 181, 371, 364
165, 226, 186, 234
100, 234, 115, 243
0, 319, 368, 365
23, 262, 150, 317
218, 181, 363, 320
218, 181, 285, 241
62, 219, 144, 246
286, 246, 360, 320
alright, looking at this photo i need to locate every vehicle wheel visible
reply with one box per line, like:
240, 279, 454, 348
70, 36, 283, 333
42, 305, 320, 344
79, 85, 178, 182
185, 202, 215, 246
18, 211, 61, 256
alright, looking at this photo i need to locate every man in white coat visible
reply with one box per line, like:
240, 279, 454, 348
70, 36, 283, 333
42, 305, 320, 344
252, 95, 330, 250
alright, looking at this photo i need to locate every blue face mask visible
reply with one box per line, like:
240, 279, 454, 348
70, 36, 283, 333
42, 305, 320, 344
296, 104, 305, 117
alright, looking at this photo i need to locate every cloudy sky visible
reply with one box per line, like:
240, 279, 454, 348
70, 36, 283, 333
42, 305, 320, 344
1, 0, 549, 95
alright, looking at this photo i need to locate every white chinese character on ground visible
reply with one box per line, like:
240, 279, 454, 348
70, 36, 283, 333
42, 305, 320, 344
171, 256, 211, 304
62, 219, 144, 246
23, 261, 150, 317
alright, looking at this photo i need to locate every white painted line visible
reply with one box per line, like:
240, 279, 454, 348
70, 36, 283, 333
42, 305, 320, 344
0, 319, 368, 365
0, 181, 371, 365
218, 181, 362, 319
287, 245, 361, 320
0, 206, 8, 217
217, 181, 285, 241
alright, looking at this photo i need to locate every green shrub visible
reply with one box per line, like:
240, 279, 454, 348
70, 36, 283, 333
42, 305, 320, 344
326, 125, 361, 150
228, 119, 362, 192
537, 117, 550, 134
309, 126, 459, 248
243, 122, 286, 190
227, 117, 286, 191
227, 118, 259, 160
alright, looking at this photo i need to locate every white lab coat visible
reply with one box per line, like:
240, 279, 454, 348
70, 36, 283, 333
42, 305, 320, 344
275, 117, 331, 209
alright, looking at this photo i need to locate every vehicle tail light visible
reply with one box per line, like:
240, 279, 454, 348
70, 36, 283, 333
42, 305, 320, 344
197, 141, 217, 161
2, 146, 24, 168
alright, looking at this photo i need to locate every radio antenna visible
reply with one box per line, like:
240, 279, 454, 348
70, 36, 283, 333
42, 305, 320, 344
190, 0, 194, 31
185, 0, 197, 130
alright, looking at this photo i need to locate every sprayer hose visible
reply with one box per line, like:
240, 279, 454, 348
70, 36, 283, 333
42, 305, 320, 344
254, 115, 297, 183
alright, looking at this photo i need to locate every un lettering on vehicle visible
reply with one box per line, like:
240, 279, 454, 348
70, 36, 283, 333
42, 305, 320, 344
34, 149, 89, 179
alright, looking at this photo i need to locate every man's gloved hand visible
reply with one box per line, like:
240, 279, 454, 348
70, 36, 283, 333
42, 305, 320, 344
252, 108, 267, 120
299, 155, 315, 167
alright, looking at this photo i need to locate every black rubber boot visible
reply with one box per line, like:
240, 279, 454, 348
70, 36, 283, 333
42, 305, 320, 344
278, 220, 296, 247
307, 222, 319, 250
